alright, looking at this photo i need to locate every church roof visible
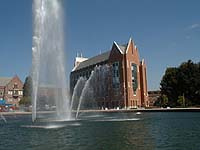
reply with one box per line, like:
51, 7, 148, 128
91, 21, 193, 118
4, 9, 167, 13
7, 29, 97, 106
73, 51, 111, 72
72, 39, 130, 72
118, 44, 128, 53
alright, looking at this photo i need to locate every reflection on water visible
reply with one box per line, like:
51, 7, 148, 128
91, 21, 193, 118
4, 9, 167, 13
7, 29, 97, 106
94, 118, 140, 122
0, 113, 7, 123
21, 124, 67, 129
1, 112, 200, 150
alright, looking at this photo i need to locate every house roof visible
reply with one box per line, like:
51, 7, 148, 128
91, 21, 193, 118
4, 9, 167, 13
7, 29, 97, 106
73, 51, 111, 72
0, 77, 12, 86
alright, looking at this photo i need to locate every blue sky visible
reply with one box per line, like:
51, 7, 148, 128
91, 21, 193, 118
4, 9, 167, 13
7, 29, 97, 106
0, 0, 199, 90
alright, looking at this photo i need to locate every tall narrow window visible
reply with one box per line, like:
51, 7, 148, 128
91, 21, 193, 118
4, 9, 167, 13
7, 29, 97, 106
112, 62, 120, 88
131, 63, 138, 93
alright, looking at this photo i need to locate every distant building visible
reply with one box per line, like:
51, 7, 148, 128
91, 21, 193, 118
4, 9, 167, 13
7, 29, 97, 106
70, 38, 149, 109
148, 90, 161, 106
0, 75, 23, 107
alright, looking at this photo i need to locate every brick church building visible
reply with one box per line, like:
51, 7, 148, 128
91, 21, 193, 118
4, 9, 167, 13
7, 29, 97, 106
70, 38, 149, 109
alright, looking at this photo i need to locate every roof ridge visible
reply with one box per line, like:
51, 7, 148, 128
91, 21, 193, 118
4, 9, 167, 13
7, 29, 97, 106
86, 50, 110, 60
0, 77, 13, 86
72, 50, 111, 71
0, 77, 12, 79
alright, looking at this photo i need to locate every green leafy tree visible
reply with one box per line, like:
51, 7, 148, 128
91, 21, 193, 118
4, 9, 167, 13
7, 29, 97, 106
19, 76, 32, 106
19, 97, 31, 106
160, 67, 178, 106
161, 94, 168, 107
160, 60, 200, 107
154, 94, 168, 107
23, 76, 32, 97
177, 95, 185, 107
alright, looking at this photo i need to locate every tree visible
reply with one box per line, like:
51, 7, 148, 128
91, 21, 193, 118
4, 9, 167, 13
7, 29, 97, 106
159, 94, 169, 107
19, 76, 32, 106
160, 60, 200, 107
160, 67, 178, 106
19, 97, 31, 106
23, 76, 32, 97
177, 95, 185, 107
154, 94, 168, 107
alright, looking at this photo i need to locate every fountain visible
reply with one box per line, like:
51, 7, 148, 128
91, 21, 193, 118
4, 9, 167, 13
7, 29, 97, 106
70, 77, 86, 113
75, 71, 95, 119
31, 0, 110, 122
75, 65, 110, 119
32, 0, 70, 122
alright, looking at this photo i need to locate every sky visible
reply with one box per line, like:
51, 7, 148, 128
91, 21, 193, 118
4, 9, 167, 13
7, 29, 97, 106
0, 0, 199, 90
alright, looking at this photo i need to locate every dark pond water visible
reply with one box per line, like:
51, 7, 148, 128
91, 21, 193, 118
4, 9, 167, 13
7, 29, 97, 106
0, 112, 200, 150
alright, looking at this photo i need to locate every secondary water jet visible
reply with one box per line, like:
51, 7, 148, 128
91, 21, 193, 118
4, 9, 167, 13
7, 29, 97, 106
70, 77, 86, 115
75, 71, 95, 119
75, 65, 110, 119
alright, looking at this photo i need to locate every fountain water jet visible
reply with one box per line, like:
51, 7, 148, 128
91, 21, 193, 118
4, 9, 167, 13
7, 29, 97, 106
75, 71, 95, 119
32, 0, 70, 122
75, 65, 110, 119
70, 77, 86, 114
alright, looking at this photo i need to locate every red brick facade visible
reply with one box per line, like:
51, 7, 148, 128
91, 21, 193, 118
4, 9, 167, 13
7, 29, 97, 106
70, 38, 149, 109
0, 75, 23, 107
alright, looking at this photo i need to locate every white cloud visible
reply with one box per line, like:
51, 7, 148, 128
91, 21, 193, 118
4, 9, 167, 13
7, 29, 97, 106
184, 23, 200, 40
188, 23, 200, 30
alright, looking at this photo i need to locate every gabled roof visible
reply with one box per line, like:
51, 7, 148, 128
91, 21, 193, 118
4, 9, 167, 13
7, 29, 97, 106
114, 39, 132, 54
72, 38, 134, 72
118, 44, 128, 53
0, 77, 12, 86
113, 41, 128, 54
125, 37, 133, 54
72, 51, 111, 72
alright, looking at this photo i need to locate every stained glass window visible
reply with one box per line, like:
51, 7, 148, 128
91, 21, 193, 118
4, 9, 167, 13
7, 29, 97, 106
131, 63, 138, 93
